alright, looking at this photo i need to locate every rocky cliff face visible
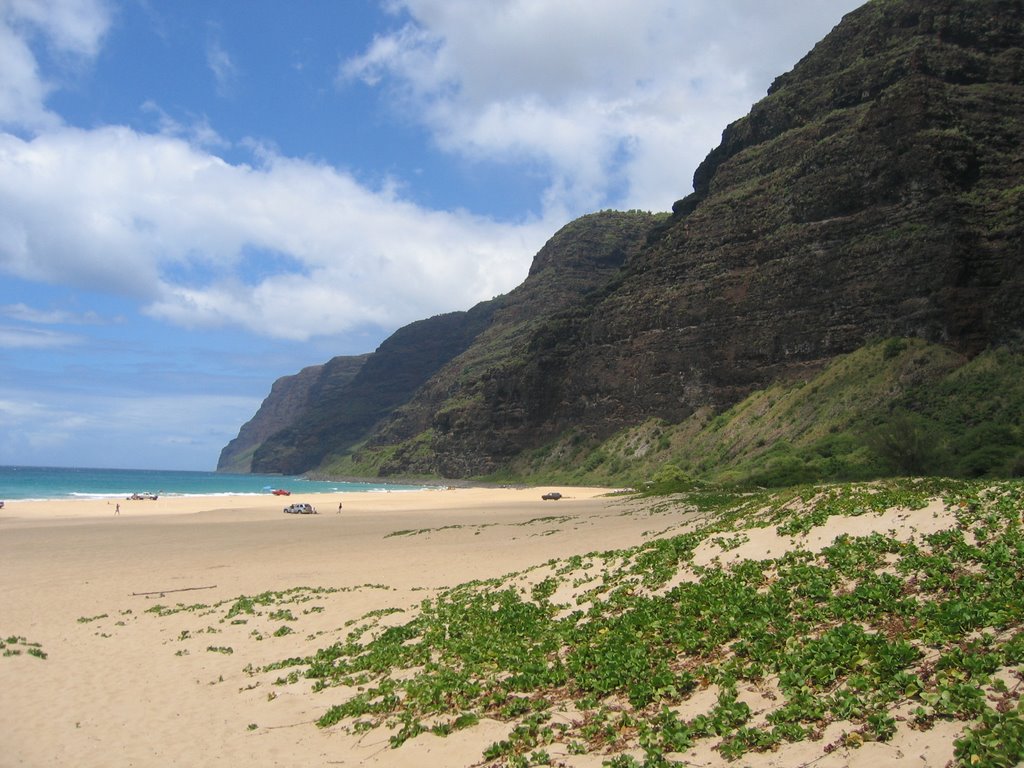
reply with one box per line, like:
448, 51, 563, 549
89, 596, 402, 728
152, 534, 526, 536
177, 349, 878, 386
354, 211, 663, 477
533, 0, 1024, 433
216, 356, 368, 473
245, 302, 503, 475
222, 0, 1024, 480
362, 0, 1024, 478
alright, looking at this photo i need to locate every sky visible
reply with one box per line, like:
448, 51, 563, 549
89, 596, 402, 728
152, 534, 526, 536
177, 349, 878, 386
0, 0, 864, 471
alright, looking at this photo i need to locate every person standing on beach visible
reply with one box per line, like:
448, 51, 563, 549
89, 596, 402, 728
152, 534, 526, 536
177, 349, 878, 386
337, 501, 343, 514
115, 503, 120, 515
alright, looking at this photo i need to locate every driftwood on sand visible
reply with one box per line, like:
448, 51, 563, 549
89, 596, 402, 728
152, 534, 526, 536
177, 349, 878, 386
130, 584, 217, 596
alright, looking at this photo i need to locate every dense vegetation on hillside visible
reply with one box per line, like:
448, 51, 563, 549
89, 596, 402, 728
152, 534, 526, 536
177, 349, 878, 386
488, 339, 1024, 489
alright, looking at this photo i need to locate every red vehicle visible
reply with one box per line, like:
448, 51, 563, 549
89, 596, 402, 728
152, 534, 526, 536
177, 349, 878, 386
271, 488, 291, 496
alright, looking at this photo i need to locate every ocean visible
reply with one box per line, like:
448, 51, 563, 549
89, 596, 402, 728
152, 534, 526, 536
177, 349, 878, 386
0, 465, 428, 502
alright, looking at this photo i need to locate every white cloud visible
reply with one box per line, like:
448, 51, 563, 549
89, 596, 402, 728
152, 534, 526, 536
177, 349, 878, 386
5, 0, 110, 55
343, 0, 863, 213
0, 0, 110, 130
205, 33, 238, 96
1, 302, 103, 324
0, 324, 79, 347
141, 100, 230, 150
0, 0, 864, 347
0, 20, 57, 129
0, 126, 552, 341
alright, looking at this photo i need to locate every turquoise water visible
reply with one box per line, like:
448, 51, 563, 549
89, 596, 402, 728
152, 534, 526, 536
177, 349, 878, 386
0, 465, 428, 501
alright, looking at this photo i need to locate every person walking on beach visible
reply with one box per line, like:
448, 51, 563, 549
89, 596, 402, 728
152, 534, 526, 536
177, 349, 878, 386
337, 501, 343, 514
115, 503, 120, 515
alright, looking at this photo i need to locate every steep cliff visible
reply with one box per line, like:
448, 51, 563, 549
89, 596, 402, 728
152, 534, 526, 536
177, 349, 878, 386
333, 210, 662, 477
216, 356, 367, 473
554, 0, 1022, 420
246, 303, 503, 475
356, 0, 1024, 478
224, 210, 658, 477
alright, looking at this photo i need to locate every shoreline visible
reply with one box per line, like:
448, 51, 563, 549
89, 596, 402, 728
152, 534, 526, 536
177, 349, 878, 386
0, 464, 447, 504
0, 485, 615, 521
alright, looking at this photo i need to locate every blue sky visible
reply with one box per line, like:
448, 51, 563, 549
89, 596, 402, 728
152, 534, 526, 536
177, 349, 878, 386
0, 0, 863, 471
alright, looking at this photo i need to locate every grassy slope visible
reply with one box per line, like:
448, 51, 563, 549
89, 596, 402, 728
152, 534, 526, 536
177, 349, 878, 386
494, 339, 1024, 490
313, 338, 1024, 492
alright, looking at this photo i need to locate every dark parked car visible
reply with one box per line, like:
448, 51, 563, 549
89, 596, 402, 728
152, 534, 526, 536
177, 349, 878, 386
541, 492, 562, 501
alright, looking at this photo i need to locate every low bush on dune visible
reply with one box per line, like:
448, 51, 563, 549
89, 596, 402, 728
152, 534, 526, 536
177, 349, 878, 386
1, 635, 47, 659
256, 477, 1024, 767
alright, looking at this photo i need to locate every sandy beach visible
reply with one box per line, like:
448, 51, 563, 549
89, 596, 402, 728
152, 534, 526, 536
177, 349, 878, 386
0, 486, 642, 767
0, 485, 974, 767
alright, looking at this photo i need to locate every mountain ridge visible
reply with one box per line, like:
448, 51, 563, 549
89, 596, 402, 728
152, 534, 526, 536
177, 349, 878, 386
220, 0, 1024, 485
